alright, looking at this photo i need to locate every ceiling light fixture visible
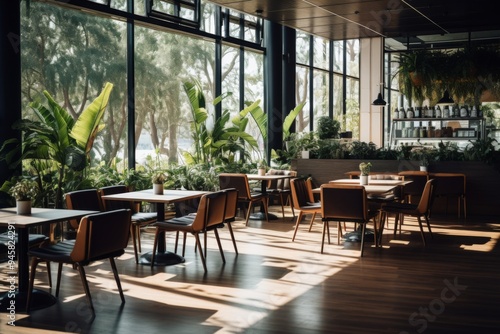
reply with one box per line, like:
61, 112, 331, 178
372, 83, 387, 106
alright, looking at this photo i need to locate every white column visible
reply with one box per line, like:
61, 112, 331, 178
359, 37, 384, 147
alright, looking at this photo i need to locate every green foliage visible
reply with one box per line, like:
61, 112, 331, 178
348, 141, 378, 160
0, 83, 113, 208
282, 102, 306, 141
317, 116, 341, 139
182, 80, 262, 165
463, 138, 498, 164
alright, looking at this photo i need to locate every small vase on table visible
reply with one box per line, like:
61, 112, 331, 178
16, 200, 32, 215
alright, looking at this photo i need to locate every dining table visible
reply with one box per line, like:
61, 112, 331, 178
0, 207, 98, 312
246, 173, 296, 220
100, 189, 207, 266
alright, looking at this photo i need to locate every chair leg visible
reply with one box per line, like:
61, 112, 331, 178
292, 211, 304, 241
76, 264, 95, 317
109, 257, 125, 304
56, 262, 63, 297
321, 221, 328, 254
194, 233, 207, 273
213, 229, 226, 263
245, 203, 253, 226
131, 225, 139, 264
26, 257, 41, 313
417, 216, 427, 245
226, 223, 238, 254
261, 198, 269, 222
359, 223, 366, 257
308, 213, 317, 232
279, 193, 286, 219
46, 261, 52, 288
424, 215, 433, 238
136, 226, 142, 253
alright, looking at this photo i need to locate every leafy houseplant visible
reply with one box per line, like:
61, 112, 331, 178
317, 116, 341, 140
359, 162, 371, 185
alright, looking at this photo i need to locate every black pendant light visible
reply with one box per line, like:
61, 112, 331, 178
372, 92, 387, 106
437, 90, 454, 104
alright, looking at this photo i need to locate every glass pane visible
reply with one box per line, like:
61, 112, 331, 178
21, 2, 127, 166
228, 10, 241, 39
345, 39, 359, 77
333, 41, 344, 74
345, 77, 360, 139
244, 51, 265, 158
201, 1, 216, 34
296, 65, 310, 132
296, 31, 310, 65
222, 45, 240, 118
313, 70, 329, 129
313, 36, 329, 70
134, 27, 215, 166
333, 73, 344, 127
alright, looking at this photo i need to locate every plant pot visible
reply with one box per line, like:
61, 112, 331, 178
16, 200, 32, 215
360, 175, 369, 185
258, 168, 266, 176
420, 166, 428, 172
153, 183, 164, 195
301, 151, 310, 159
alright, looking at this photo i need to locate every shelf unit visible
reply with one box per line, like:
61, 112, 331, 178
389, 117, 484, 149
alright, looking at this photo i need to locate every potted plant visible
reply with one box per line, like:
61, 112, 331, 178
359, 162, 372, 185
257, 160, 267, 176
317, 116, 341, 140
9, 179, 39, 214
151, 172, 166, 195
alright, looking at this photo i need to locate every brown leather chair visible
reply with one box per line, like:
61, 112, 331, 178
290, 178, 322, 241
379, 179, 435, 246
99, 185, 157, 263
26, 209, 132, 317
398, 171, 429, 204
266, 169, 297, 219
151, 191, 227, 273
219, 173, 268, 225
65, 189, 103, 230
320, 184, 379, 256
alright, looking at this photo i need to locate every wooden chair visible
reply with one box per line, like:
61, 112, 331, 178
266, 169, 297, 219
65, 189, 103, 231
26, 209, 132, 317
219, 173, 268, 225
320, 184, 379, 256
290, 178, 322, 241
379, 179, 435, 246
151, 191, 227, 273
430, 173, 466, 219
99, 185, 157, 263
398, 171, 429, 203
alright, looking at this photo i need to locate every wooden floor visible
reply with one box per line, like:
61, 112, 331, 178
2, 206, 500, 334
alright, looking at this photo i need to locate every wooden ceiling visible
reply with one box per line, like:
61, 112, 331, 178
208, 0, 500, 50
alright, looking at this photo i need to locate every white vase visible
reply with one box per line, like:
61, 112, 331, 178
360, 175, 369, 185
301, 151, 310, 159
153, 183, 164, 195
16, 200, 32, 215
258, 168, 266, 176
420, 166, 428, 172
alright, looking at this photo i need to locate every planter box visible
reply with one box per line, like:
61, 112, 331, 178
292, 159, 500, 218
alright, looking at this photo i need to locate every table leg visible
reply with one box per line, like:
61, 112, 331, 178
138, 202, 185, 266
0, 228, 56, 312
249, 181, 278, 221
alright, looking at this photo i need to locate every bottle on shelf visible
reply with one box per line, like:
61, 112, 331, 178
414, 106, 421, 118
406, 107, 414, 118
435, 105, 442, 118
398, 107, 406, 119
460, 105, 468, 117
470, 105, 478, 118
423, 105, 429, 118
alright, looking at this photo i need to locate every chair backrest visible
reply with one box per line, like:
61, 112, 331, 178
431, 173, 465, 196
398, 171, 429, 197
416, 179, 435, 214
192, 190, 227, 231
290, 178, 311, 209
266, 169, 297, 190
305, 177, 317, 203
219, 173, 251, 200
71, 209, 132, 263
320, 184, 367, 222
99, 185, 135, 212
65, 189, 103, 229
223, 188, 238, 222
